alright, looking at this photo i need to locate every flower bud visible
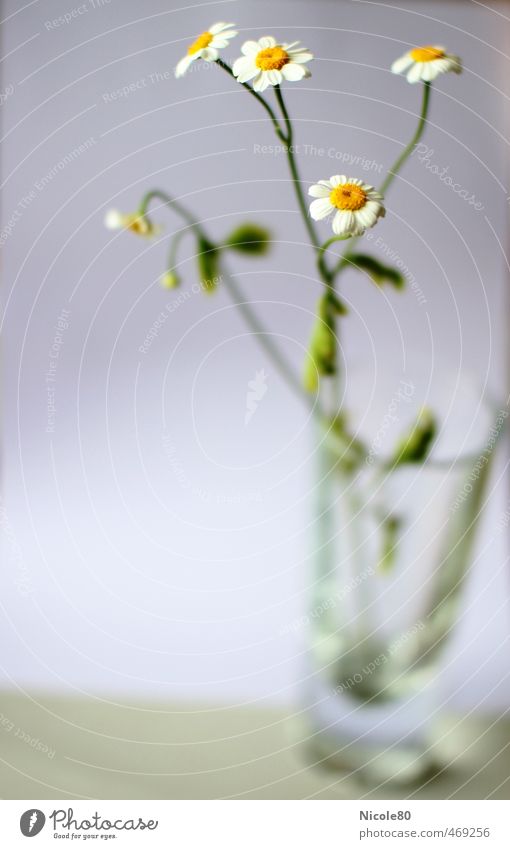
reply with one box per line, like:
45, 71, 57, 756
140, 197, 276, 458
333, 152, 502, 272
160, 271, 180, 289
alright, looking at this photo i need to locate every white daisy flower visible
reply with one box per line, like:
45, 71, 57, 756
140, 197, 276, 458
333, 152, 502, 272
175, 22, 238, 78
391, 45, 461, 84
232, 36, 313, 92
308, 176, 385, 238
104, 209, 159, 237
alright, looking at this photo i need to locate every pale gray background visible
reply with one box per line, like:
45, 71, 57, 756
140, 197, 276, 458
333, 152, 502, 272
1, 0, 509, 709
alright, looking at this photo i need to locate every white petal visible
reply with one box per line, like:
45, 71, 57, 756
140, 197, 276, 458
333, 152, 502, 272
253, 72, 270, 92
407, 62, 424, 83
281, 62, 306, 81
209, 21, 234, 34
286, 50, 313, 63
215, 30, 237, 40
421, 61, 440, 81
241, 40, 260, 56
330, 175, 346, 187
201, 47, 218, 62
350, 216, 366, 236
267, 69, 282, 85
332, 211, 354, 236
283, 41, 302, 50
308, 184, 331, 198
104, 209, 123, 230
391, 53, 413, 74
233, 55, 249, 73
236, 64, 259, 84
258, 36, 276, 49
210, 37, 230, 49
357, 209, 378, 228
175, 54, 195, 78
318, 179, 333, 189
310, 198, 333, 220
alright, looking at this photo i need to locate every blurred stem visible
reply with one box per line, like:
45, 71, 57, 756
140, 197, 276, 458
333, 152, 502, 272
140, 189, 323, 415
167, 227, 187, 271
139, 190, 205, 237
221, 268, 321, 415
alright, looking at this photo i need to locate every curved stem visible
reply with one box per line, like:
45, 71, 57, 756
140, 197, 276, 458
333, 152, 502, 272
380, 81, 431, 196
139, 189, 205, 236
330, 82, 432, 281
215, 58, 286, 139
138, 190, 320, 416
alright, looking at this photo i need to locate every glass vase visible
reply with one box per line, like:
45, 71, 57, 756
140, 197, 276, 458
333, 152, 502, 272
300, 378, 502, 786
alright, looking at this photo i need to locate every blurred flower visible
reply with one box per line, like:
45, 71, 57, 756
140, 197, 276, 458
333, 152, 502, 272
391, 45, 461, 83
175, 22, 238, 78
309, 176, 385, 237
104, 209, 159, 237
233, 37, 312, 91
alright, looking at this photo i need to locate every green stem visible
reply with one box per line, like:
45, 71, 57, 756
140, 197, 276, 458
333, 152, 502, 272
380, 81, 431, 196
221, 268, 320, 415
215, 59, 286, 139
331, 82, 432, 280
274, 85, 322, 254
166, 228, 187, 271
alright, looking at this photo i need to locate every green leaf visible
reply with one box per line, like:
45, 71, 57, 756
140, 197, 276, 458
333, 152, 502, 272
223, 223, 271, 255
392, 407, 437, 465
197, 237, 221, 293
345, 253, 405, 289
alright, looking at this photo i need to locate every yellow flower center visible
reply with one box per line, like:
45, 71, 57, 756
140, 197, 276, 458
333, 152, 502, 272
126, 214, 152, 236
187, 31, 213, 55
255, 46, 290, 71
410, 45, 445, 63
330, 183, 367, 212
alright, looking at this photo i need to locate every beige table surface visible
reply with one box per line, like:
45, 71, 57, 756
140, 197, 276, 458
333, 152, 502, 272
1, 693, 509, 799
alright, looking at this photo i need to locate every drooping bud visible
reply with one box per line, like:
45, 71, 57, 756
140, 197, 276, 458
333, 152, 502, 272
160, 271, 181, 289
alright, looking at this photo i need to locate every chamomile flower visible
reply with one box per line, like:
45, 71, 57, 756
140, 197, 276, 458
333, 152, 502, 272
233, 36, 312, 92
175, 22, 238, 78
104, 209, 158, 237
308, 176, 385, 238
391, 45, 461, 84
